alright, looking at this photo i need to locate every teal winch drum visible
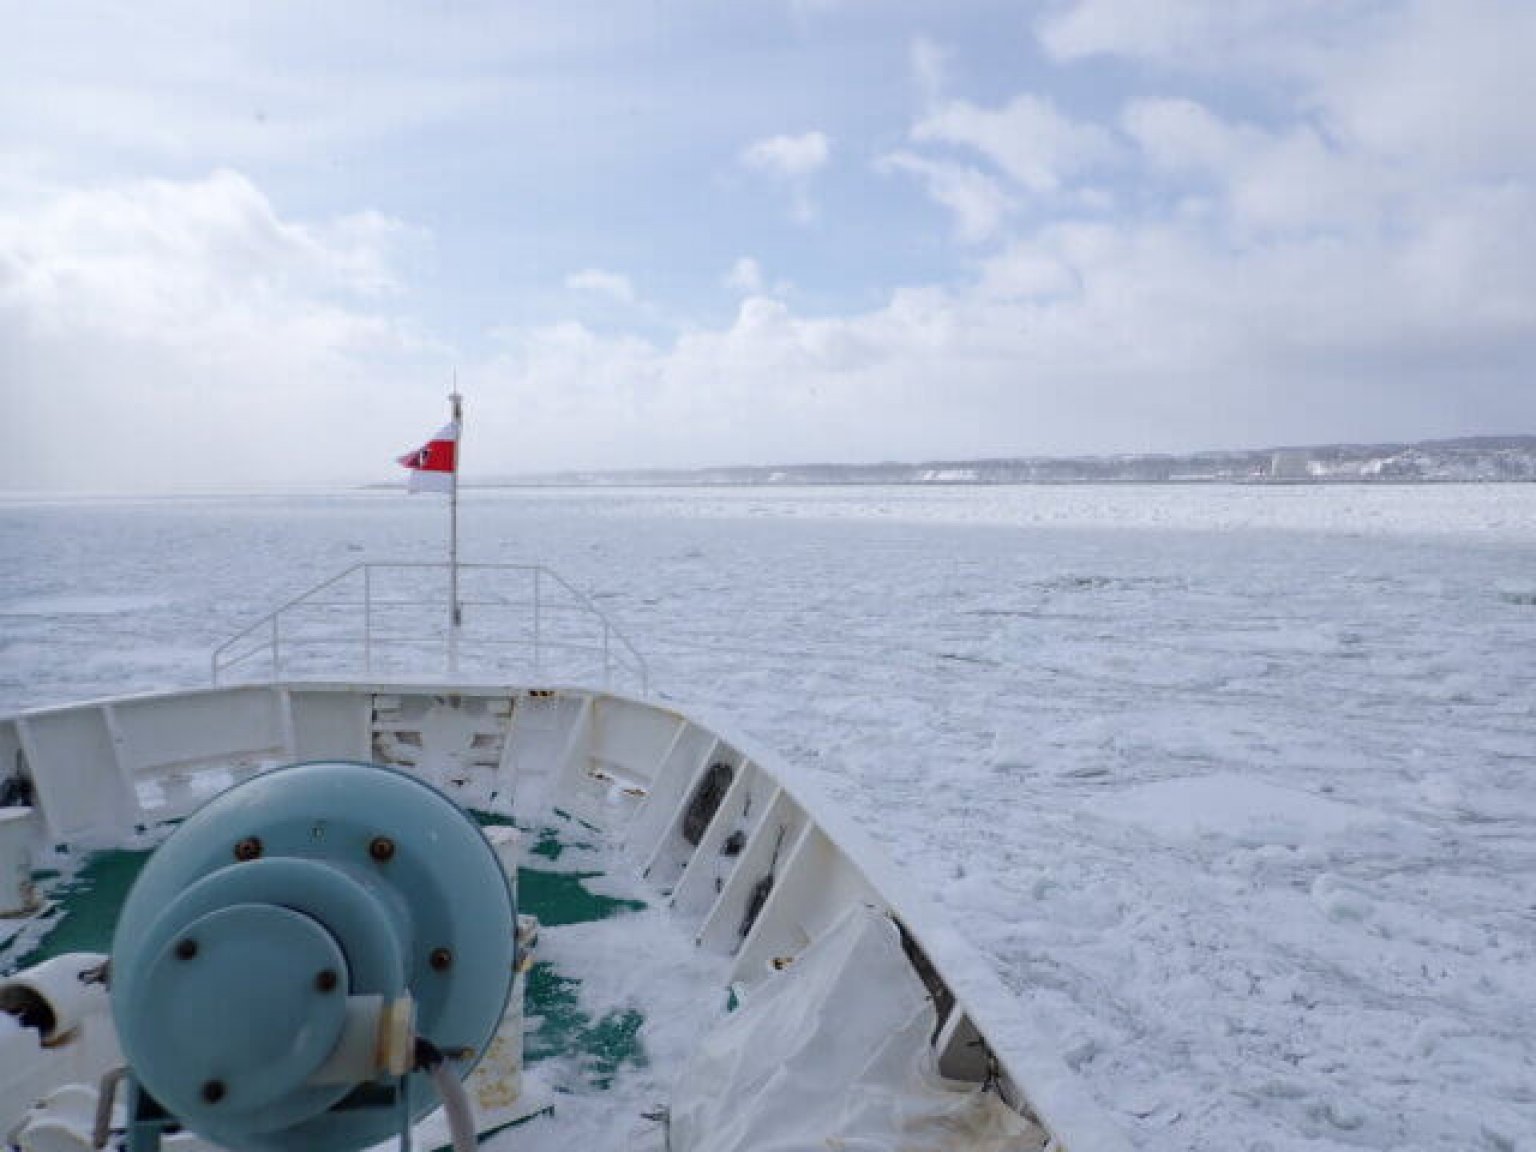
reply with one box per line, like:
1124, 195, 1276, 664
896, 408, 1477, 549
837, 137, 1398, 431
108, 761, 516, 1152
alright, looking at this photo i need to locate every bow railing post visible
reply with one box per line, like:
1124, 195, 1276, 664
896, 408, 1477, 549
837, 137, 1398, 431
363, 565, 373, 677
533, 568, 543, 679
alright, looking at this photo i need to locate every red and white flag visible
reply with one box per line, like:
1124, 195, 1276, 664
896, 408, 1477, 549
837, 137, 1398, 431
398, 421, 459, 493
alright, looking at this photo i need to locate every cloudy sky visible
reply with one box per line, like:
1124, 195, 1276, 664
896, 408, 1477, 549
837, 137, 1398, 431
2, 0, 1533, 491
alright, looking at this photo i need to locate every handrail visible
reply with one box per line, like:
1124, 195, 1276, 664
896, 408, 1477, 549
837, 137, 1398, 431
211, 562, 649, 693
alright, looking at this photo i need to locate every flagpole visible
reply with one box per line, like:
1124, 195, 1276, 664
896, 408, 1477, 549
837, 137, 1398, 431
449, 386, 463, 647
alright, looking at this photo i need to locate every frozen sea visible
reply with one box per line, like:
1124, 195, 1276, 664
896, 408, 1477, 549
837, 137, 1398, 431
2, 484, 1534, 1151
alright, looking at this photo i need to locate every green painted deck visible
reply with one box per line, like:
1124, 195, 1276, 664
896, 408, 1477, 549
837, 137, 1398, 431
0, 816, 648, 1093
518, 823, 648, 1092
4, 848, 153, 970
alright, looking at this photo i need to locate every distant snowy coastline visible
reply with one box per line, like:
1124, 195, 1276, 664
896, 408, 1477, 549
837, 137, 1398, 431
481, 434, 1536, 488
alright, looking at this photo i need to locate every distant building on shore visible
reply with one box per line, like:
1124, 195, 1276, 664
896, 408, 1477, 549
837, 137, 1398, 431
1268, 450, 1312, 481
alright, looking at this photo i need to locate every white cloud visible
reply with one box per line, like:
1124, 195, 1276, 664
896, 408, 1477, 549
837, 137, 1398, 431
4, 1, 1532, 492
473, 181, 1536, 471
740, 131, 833, 223
740, 131, 831, 180
565, 268, 636, 304
1121, 98, 1245, 175
1043, 0, 1536, 186
20, 162, 1522, 492
0, 170, 436, 491
910, 37, 949, 105
879, 152, 1014, 244
0, 170, 419, 340
725, 256, 765, 295
1227, 127, 1391, 235
976, 242, 1079, 301
1036, 0, 1344, 71
1316, 0, 1536, 180
0, 2, 666, 175
468, 0, 1536, 471
1125, 97, 1403, 237
1039, 0, 1238, 60
913, 94, 1119, 194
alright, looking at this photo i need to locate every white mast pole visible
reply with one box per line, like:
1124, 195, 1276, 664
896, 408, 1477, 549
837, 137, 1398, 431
449, 385, 463, 672
445, 384, 460, 691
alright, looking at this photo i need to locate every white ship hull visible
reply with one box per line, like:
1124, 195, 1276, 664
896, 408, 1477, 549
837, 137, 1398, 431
1, 681, 1128, 1152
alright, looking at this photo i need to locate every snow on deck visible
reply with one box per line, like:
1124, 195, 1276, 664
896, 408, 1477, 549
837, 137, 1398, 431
2, 484, 1534, 1150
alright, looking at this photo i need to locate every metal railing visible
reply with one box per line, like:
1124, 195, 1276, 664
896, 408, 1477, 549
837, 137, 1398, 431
211, 562, 649, 694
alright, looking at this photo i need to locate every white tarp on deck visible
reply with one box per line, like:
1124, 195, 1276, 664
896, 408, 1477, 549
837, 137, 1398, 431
669, 905, 1046, 1152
